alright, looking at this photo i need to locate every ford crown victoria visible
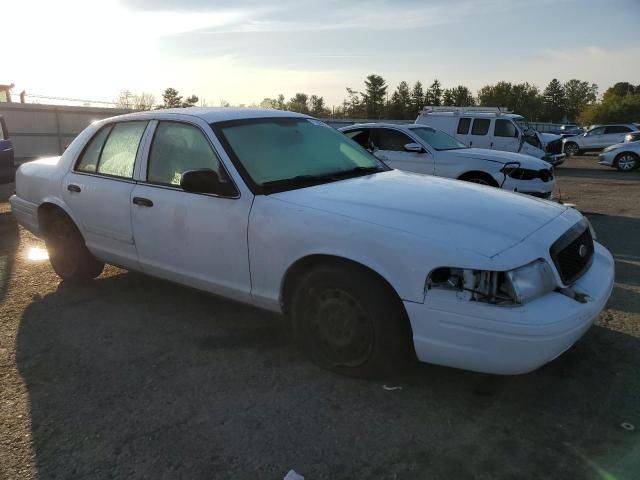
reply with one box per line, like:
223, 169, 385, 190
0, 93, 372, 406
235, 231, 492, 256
10, 108, 614, 377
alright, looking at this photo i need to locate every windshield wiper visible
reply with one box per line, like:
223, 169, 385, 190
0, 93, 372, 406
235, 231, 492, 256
262, 166, 385, 191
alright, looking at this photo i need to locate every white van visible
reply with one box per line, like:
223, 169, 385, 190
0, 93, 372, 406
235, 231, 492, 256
416, 107, 565, 165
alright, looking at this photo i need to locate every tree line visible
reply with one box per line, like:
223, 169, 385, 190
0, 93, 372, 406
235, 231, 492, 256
116, 78, 640, 125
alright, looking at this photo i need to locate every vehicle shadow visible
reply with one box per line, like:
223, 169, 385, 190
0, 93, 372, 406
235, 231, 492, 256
0, 210, 19, 303
15, 273, 640, 479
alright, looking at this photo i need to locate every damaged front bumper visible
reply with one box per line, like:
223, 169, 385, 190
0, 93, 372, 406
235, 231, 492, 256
404, 242, 614, 375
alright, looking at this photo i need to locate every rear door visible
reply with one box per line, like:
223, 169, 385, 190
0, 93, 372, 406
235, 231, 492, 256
371, 127, 434, 174
468, 118, 492, 148
63, 120, 149, 269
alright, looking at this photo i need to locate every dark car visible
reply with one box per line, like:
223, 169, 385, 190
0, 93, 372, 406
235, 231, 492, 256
0, 115, 14, 167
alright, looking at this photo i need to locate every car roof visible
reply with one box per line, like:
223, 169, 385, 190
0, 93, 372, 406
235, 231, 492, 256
340, 123, 415, 130
420, 111, 524, 120
105, 107, 311, 123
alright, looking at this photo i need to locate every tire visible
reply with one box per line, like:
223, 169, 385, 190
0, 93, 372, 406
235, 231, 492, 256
615, 152, 639, 172
564, 142, 580, 157
43, 209, 104, 281
459, 172, 499, 187
290, 263, 414, 378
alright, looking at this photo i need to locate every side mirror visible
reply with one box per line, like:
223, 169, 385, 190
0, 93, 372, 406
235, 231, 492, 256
180, 169, 236, 196
404, 142, 424, 153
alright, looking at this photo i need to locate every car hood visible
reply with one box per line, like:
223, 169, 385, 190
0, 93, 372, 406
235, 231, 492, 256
271, 170, 567, 258
449, 148, 551, 169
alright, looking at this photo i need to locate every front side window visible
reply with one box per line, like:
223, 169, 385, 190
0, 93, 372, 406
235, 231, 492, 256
494, 119, 518, 138
410, 127, 466, 150
215, 118, 386, 191
588, 126, 606, 136
344, 129, 371, 149
457, 118, 471, 135
471, 118, 491, 136
374, 128, 414, 151
147, 122, 223, 186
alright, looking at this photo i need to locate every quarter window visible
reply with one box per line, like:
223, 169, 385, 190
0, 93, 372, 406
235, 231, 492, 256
471, 119, 491, 136
147, 121, 223, 187
76, 125, 113, 174
374, 128, 414, 151
494, 119, 518, 137
605, 125, 631, 134
457, 118, 471, 135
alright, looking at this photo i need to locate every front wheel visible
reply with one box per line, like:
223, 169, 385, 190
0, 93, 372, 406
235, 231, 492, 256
43, 209, 104, 281
564, 142, 580, 157
615, 152, 639, 172
290, 263, 414, 378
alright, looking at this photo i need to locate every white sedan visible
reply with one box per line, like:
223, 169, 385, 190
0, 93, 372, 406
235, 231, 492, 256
11, 108, 614, 377
339, 123, 556, 199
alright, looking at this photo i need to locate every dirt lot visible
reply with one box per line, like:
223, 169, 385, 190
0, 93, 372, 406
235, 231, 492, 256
0, 156, 639, 480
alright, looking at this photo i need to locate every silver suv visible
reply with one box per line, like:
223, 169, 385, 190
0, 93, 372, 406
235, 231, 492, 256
563, 124, 640, 156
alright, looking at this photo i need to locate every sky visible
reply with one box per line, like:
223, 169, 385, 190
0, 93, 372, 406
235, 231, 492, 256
4, 0, 640, 107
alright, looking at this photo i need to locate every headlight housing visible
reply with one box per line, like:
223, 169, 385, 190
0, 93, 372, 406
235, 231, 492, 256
427, 259, 557, 305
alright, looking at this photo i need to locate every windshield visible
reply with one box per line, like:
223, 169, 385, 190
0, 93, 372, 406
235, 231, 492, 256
214, 118, 387, 192
410, 127, 466, 150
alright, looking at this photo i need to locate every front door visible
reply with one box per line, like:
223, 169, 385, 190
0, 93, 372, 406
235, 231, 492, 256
582, 126, 606, 149
371, 128, 434, 175
0, 117, 14, 169
492, 119, 520, 152
130, 120, 253, 302
63, 120, 149, 268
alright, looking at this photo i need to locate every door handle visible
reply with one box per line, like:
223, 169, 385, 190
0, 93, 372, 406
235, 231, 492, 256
490, 142, 494, 148
132, 197, 153, 207
469, 141, 473, 146
67, 184, 81, 193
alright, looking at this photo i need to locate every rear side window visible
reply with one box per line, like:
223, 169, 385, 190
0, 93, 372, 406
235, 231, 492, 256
494, 119, 518, 137
605, 125, 631, 134
76, 121, 147, 178
457, 118, 471, 134
76, 125, 113, 173
374, 128, 414, 151
471, 119, 491, 136
147, 121, 223, 186
98, 122, 147, 178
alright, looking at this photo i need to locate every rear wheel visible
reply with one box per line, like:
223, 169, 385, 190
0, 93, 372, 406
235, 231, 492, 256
290, 263, 414, 378
42, 209, 104, 281
615, 152, 639, 172
564, 142, 580, 157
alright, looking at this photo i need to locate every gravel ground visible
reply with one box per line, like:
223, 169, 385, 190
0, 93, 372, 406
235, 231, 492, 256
0, 156, 639, 480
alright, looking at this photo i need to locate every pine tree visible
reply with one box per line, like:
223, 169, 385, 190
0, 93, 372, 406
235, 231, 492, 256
543, 78, 567, 122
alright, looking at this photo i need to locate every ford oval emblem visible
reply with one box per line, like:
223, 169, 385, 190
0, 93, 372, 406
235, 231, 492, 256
578, 244, 588, 258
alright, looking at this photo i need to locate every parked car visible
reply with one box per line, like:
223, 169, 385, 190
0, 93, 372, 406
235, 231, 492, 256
415, 106, 565, 165
0, 115, 14, 168
598, 141, 640, 171
563, 124, 640, 156
339, 123, 556, 199
624, 131, 640, 143
10, 108, 614, 377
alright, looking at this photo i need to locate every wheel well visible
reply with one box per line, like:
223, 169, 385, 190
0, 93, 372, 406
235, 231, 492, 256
280, 255, 409, 320
615, 151, 639, 161
37, 203, 69, 236
458, 171, 499, 187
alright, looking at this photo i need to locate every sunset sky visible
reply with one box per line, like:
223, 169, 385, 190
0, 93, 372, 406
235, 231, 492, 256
5, 0, 640, 107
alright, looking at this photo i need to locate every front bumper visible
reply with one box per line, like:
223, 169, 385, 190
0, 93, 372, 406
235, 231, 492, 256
545, 153, 565, 166
405, 242, 614, 375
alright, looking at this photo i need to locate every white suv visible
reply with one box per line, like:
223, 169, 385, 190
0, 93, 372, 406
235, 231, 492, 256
563, 124, 640, 156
